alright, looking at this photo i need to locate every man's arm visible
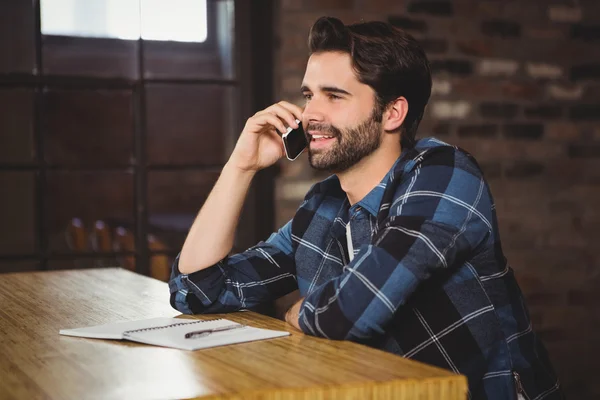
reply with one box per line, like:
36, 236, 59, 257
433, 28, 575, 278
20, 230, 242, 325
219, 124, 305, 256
170, 220, 299, 314
178, 162, 255, 274
294, 147, 494, 339
170, 101, 305, 314
178, 101, 303, 274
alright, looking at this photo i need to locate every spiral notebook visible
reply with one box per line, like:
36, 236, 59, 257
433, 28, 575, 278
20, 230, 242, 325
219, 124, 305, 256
59, 317, 290, 351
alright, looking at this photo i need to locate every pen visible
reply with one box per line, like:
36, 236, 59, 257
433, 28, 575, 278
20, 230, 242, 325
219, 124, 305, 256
184, 324, 245, 339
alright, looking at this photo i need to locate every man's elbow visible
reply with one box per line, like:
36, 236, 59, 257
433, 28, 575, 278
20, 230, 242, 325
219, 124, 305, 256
178, 252, 222, 275
301, 312, 356, 340
177, 260, 193, 275
304, 315, 383, 341
177, 252, 197, 275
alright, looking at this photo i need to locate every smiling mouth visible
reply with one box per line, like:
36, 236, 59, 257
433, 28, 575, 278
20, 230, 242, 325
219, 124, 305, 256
311, 134, 335, 141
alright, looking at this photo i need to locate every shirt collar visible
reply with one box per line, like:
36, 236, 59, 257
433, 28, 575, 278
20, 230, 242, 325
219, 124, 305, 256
352, 156, 402, 217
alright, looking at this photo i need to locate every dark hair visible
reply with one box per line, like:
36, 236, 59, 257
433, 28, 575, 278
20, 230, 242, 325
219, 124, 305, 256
308, 17, 432, 149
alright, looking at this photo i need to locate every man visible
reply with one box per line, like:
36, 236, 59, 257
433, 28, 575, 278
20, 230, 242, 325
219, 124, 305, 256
169, 16, 562, 399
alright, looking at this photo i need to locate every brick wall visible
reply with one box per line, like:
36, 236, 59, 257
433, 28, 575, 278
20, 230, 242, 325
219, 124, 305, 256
274, 1, 600, 398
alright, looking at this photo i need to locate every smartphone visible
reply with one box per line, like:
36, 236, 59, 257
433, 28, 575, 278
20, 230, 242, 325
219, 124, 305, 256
282, 119, 308, 161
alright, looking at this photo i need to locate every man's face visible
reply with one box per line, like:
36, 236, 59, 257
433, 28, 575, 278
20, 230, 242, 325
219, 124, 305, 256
301, 52, 383, 173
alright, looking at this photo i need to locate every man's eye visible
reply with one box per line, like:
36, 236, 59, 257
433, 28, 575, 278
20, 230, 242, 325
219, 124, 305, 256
328, 94, 341, 100
303, 93, 313, 100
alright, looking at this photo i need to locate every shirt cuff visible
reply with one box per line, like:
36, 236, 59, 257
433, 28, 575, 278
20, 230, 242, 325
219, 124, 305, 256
170, 256, 226, 309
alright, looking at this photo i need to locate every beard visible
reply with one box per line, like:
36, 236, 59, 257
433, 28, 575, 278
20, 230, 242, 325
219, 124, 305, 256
307, 108, 383, 173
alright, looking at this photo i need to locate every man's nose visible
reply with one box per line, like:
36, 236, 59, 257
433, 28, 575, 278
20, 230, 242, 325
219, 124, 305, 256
302, 100, 324, 125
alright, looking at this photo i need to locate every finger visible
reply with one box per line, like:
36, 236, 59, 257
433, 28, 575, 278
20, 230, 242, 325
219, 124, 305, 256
253, 113, 288, 135
276, 101, 304, 121
264, 104, 299, 129
267, 130, 286, 152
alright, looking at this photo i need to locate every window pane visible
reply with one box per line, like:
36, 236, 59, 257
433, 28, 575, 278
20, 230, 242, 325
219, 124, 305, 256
43, 89, 134, 166
41, 0, 140, 40
0, 89, 35, 164
146, 84, 234, 166
0, 172, 37, 255
141, 0, 207, 42
143, 0, 234, 79
41, 0, 207, 43
147, 170, 220, 251
46, 171, 135, 254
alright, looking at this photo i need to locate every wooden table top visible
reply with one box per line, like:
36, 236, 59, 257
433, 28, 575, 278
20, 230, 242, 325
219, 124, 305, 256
0, 268, 467, 400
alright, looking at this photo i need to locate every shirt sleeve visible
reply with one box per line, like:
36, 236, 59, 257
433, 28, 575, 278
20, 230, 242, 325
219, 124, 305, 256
298, 146, 494, 340
169, 220, 298, 314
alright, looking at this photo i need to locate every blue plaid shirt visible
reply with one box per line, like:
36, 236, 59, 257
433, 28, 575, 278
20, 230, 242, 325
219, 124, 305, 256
170, 138, 562, 399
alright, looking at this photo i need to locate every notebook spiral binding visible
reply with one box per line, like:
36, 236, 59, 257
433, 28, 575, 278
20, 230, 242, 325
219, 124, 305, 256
123, 319, 224, 336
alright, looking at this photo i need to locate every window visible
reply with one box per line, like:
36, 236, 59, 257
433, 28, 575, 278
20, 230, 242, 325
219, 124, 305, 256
41, 0, 207, 42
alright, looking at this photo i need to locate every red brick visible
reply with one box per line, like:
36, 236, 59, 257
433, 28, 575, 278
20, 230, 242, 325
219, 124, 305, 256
513, 272, 543, 292
569, 289, 600, 306
452, 78, 499, 98
508, 250, 589, 288
537, 328, 569, 341
501, 81, 541, 100
473, 1, 503, 18
524, 27, 568, 40
583, 84, 600, 101
282, 75, 303, 94
452, 138, 565, 162
280, 12, 325, 32
545, 122, 580, 141
456, 40, 494, 57
541, 230, 589, 249
280, 33, 309, 54
280, 54, 309, 73
545, 159, 600, 185
281, 0, 304, 11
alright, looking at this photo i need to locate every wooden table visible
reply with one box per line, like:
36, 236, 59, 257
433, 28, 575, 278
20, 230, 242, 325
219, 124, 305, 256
0, 268, 467, 400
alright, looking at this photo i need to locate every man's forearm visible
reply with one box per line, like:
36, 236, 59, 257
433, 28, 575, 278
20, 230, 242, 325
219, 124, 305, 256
178, 162, 256, 274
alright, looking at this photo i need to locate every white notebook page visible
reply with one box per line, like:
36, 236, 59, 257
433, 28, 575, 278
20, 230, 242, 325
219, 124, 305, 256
124, 319, 290, 351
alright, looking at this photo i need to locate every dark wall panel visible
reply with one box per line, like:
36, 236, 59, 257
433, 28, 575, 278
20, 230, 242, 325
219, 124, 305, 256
0, 89, 36, 164
0, 172, 37, 255
43, 88, 134, 166
0, 1, 36, 74
146, 84, 232, 166
144, 41, 223, 79
43, 36, 138, 79
0, 260, 40, 274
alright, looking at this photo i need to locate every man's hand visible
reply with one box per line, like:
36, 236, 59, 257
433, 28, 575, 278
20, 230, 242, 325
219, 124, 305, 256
285, 297, 304, 331
229, 101, 304, 172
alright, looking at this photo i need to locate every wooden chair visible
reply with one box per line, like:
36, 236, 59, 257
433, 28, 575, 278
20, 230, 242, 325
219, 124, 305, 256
148, 234, 171, 282
65, 218, 89, 252
113, 226, 136, 272
65, 219, 172, 281
90, 220, 112, 253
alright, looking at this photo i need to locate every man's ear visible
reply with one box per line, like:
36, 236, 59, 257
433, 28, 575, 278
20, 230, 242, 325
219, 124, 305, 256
383, 96, 408, 132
